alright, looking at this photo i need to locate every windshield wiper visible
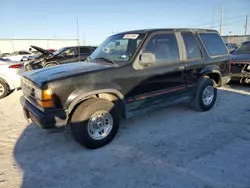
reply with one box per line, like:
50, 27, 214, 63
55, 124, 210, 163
95, 57, 118, 66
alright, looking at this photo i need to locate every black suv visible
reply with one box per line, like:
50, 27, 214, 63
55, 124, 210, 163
20, 28, 230, 149
24, 45, 97, 71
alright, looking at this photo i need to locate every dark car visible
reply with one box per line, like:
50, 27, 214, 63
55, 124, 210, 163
24, 45, 97, 71
20, 28, 230, 149
226, 43, 238, 53
229, 41, 250, 83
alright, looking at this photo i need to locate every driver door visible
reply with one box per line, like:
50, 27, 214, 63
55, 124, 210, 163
126, 32, 188, 111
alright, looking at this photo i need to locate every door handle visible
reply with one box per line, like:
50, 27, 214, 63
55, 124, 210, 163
178, 66, 185, 70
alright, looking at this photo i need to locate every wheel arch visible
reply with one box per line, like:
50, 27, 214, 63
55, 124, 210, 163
200, 65, 222, 86
44, 61, 59, 67
0, 75, 13, 90
66, 89, 126, 123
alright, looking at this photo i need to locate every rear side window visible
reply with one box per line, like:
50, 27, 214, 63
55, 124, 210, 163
181, 32, 202, 59
199, 33, 228, 56
80, 47, 91, 53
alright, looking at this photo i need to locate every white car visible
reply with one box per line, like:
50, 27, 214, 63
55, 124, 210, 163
3, 50, 34, 61
0, 58, 25, 99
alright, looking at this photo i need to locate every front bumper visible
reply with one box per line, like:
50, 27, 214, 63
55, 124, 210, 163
221, 76, 231, 86
20, 95, 67, 129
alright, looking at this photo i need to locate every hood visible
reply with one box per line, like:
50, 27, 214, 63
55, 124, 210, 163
31, 45, 53, 56
230, 53, 250, 62
22, 62, 112, 86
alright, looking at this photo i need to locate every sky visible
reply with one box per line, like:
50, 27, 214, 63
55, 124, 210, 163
1, 0, 249, 45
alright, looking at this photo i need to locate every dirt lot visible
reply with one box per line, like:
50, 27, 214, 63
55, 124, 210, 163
1, 84, 250, 188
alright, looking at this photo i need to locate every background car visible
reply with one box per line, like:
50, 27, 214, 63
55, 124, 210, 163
0, 53, 11, 58
230, 41, 250, 83
2, 50, 34, 61
226, 43, 238, 53
24, 45, 97, 71
0, 58, 25, 99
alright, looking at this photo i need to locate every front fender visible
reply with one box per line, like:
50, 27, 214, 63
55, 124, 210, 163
65, 83, 124, 113
0, 74, 15, 90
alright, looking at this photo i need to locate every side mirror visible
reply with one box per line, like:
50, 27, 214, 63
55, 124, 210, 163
140, 52, 156, 66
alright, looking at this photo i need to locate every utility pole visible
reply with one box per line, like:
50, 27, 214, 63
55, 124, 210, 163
211, 8, 215, 29
245, 15, 248, 35
76, 16, 80, 62
219, 5, 224, 35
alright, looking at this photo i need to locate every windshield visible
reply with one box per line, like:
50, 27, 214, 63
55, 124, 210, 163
232, 42, 250, 54
53, 47, 69, 56
90, 33, 145, 62
33, 52, 43, 59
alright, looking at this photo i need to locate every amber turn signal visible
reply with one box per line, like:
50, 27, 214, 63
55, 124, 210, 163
37, 100, 53, 108
42, 88, 53, 100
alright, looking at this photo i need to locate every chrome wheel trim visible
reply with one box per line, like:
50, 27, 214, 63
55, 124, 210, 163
202, 85, 214, 106
87, 110, 113, 140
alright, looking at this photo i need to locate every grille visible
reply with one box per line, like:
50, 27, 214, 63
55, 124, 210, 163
21, 77, 35, 99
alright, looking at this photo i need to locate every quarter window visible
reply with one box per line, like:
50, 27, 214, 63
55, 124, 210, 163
182, 32, 202, 59
199, 33, 228, 56
143, 33, 180, 64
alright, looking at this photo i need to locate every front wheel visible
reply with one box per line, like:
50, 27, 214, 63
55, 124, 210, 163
0, 80, 9, 99
70, 98, 120, 149
190, 78, 217, 111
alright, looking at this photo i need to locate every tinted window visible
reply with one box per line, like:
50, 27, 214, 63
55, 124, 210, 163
182, 32, 202, 59
143, 33, 180, 64
199, 33, 228, 56
232, 42, 250, 55
80, 47, 91, 53
19, 51, 30, 55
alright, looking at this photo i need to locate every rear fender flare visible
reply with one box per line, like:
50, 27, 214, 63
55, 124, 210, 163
200, 65, 222, 86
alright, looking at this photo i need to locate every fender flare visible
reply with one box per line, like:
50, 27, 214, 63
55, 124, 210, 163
66, 88, 126, 120
200, 66, 222, 86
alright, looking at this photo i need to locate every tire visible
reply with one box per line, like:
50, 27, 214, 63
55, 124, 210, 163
190, 78, 217, 111
44, 62, 58, 67
70, 98, 120, 149
0, 80, 9, 99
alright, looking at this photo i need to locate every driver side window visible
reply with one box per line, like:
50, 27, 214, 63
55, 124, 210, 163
142, 33, 180, 64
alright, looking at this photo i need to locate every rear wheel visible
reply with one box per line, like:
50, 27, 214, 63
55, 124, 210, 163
70, 98, 120, 149
0, 80, 9, 99
190, 78, 217, 111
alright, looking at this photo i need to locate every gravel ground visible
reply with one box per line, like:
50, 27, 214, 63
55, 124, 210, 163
1, 84, 250, 188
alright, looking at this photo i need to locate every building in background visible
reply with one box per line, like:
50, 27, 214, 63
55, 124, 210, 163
0, 38, 79, 54
222, 35, 250, 45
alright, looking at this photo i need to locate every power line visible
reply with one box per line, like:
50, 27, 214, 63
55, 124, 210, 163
189, 15, 245, 28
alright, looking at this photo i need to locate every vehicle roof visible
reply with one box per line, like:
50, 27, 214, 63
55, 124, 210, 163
242, 41, 250, 44
64, 45, 97, 48
116, 28, 218, 35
